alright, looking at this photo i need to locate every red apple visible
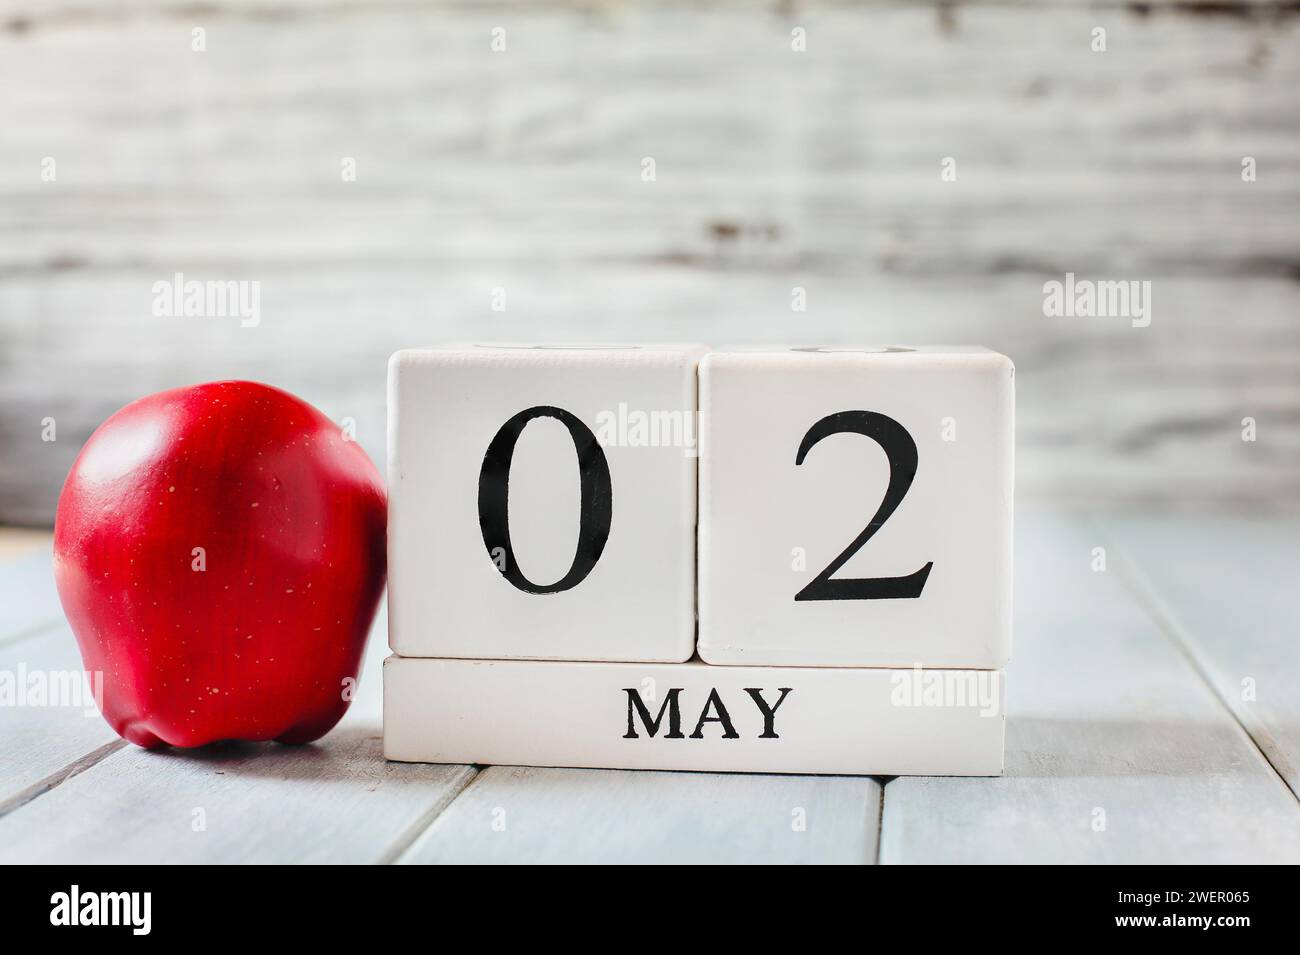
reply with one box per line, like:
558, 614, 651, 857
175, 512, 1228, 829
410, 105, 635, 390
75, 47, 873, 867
53, 381, 386, 748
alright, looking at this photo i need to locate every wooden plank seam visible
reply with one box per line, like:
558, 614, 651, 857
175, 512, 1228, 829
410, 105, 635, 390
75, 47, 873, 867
1095, 517, 1300, 806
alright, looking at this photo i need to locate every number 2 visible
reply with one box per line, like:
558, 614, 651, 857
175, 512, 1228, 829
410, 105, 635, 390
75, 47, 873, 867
794, 410, 933, 601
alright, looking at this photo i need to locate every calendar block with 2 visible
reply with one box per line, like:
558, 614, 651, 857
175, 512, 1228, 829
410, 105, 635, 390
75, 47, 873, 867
697, 346, 1014, 669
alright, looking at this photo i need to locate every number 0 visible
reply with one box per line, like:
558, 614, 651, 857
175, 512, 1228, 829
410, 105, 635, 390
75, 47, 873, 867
478, 406, 613, 594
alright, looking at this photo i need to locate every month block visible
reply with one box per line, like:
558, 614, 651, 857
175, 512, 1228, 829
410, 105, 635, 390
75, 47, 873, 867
384, 656, 1006, 776
697, 346, 1014, 669
388, 343, 705, 663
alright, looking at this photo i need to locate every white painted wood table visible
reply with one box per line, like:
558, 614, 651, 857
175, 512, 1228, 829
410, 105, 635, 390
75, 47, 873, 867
1, 512, 1297, 864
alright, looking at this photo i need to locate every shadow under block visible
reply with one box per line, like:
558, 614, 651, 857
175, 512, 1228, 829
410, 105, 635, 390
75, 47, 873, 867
387, 343, 705, 663
698, 346, 1014, 668
384, 657, 1006, 776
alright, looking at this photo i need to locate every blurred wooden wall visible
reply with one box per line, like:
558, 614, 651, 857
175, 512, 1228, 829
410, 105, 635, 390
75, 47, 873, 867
1, 0, 1298, 524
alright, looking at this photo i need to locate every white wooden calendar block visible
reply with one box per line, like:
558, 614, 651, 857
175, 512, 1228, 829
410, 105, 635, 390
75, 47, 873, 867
388, 343, 705, 663
384, 656, 1005, 776
698, 346, 1014, 669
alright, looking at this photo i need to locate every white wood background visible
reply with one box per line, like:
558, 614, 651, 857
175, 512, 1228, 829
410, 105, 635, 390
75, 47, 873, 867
3, 512, 1297, 864
2, 0, 1299, 524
